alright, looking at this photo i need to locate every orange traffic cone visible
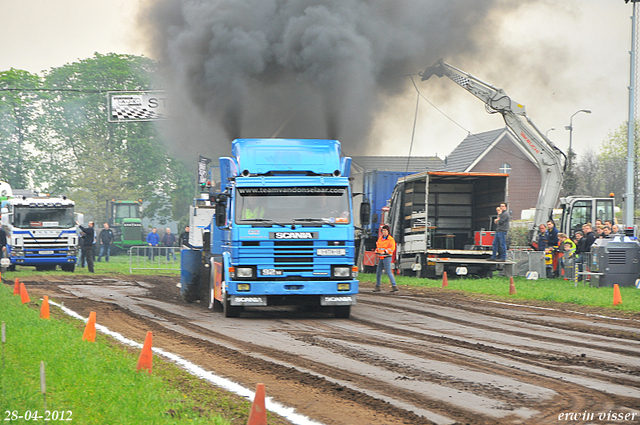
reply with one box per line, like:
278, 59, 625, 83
613, 284, 622, 306
246, 383, 267, 425
509, 277, 517, 295
82, 311, 96, 342
441, 271, 448, 288
19, 282, 30, 304
136, 331, 153, 374
40, 296, 50, 319
13, 278, 20, 295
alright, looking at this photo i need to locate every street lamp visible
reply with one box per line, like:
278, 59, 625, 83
565, 109, 592, 153
545, 127, 556, 138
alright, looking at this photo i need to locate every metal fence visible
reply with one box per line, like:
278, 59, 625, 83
129, 246, 181, 273
507, 248, 593, 284
508, 249, 546, 278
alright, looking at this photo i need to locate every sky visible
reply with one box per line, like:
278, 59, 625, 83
0, 0, 636, 160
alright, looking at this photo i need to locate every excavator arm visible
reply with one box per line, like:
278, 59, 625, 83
420, 59, 566, 232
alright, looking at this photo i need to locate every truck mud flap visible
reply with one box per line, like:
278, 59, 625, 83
320, 295, 357, 306
230, 295, 267, 306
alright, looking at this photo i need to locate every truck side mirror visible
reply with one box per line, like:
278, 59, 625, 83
215, 194, 228, 227
360, 202, 371, 226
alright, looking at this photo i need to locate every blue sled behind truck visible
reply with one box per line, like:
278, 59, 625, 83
181, 138, 359, 318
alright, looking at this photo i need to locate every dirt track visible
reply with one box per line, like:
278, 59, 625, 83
14, 274, 640, 425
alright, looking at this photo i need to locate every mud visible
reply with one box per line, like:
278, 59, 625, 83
13, 274, 640, 425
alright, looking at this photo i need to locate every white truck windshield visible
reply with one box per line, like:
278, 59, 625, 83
13, 206, 75, 228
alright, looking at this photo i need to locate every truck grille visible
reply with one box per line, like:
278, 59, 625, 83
122, 226, 142, 242
23, 236, 71, 256
239, 240, 348, 276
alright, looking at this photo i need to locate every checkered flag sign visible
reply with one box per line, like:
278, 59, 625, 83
109, 92, 167, 122
198, 156, 212, 185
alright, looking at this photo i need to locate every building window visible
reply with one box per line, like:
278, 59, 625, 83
500, 163, 511, 174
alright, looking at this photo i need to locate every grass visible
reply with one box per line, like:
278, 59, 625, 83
360, 273, 640, 313
5, 252, 180, 280
0, 256, 290, 425
0, 284, 240, 424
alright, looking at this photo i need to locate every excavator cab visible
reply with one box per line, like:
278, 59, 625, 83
559, 197, 615, 237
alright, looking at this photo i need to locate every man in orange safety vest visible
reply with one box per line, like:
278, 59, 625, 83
375, 225, 398, 293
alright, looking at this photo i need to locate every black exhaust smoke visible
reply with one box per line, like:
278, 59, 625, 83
137, 0, 521, 158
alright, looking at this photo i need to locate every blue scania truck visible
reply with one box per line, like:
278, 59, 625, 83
182, 138, 359, 318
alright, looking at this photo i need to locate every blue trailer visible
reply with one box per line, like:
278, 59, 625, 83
357, 170, 413, 272
184, 139, 359, 318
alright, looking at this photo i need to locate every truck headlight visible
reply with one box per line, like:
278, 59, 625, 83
332, 265, 351, 278
236, 266, 255, 279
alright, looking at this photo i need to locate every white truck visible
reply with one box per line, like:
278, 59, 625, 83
1, 196, 83, 271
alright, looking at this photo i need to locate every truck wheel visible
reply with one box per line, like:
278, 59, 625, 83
334, 305, 351, 319
223, 290, 241, 318
61, 264, 75, 272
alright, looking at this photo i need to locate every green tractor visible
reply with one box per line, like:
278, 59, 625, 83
106, 199, 145, 254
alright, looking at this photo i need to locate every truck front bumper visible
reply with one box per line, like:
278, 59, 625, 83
11, 257, 77, 266
226, 279, 358, 306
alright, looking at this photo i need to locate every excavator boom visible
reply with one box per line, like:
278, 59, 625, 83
421, 59, 566, 233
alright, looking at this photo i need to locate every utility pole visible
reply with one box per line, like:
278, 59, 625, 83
625, 1, 638, 227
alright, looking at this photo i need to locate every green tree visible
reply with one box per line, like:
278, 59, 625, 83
36, 53, 191, 224
0, 69, 42, 188
561, 148, 578, 196
574, 149, 601, 197
596, 122, 639, 210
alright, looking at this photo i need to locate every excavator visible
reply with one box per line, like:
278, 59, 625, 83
420, 59, 616, 241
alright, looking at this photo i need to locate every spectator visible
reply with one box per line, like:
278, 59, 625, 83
573, 230, 585, 280
162, 227, 177, 261
602, 226, 612, 238
77, 221, 95, 273
573, 230, 584, 249
546, 220, 559, 248
489, 206, 503, 261
557, 233, 575, 250
0, 225, 7, 260
595, 225, 604, 238
98, 223, 114, 262
612, 224, 623, 235
536, 223, 548, 252
563, 240, 576, 257
544, 248, 554, 278
490, 203, 510, 262
179, 226, 191, 248
595, 219, 603, 227
146, 227, 160, 260
582, 223, 597, 251
557, 233, 575, 277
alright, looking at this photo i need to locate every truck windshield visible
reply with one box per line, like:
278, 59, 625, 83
13, 206, 75, 228
236, 186, 350, 225
116, 204, 140, 219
